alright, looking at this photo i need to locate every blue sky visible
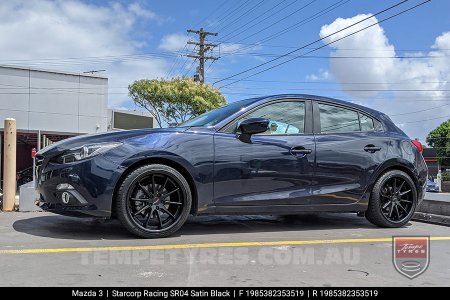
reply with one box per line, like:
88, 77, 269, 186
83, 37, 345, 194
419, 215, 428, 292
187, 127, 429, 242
0, 0, 449, 140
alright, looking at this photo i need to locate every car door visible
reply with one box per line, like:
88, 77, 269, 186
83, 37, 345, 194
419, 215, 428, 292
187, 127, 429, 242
311, 102, 389, 205
213, 99, 315, 206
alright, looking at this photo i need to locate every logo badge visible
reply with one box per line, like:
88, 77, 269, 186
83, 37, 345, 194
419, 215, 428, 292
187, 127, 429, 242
393, 236, 430, 279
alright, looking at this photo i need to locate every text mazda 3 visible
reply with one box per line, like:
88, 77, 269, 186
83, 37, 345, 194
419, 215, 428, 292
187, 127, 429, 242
36, 95, 427, 238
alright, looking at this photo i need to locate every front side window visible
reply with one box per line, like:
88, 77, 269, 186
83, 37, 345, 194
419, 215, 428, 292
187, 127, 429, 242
232, 101, 305, 135
319, 104, 360, 133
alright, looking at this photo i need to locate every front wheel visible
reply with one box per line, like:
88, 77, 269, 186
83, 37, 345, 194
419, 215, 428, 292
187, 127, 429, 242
116, 164, 192, 238
366, 170, 417, 228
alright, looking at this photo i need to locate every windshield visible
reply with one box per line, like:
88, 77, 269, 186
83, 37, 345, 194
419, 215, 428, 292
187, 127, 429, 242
181, 98, 258, 127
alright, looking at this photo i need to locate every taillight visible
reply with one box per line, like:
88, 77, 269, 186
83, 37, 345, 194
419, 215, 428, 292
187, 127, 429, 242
411, 139, 423, 153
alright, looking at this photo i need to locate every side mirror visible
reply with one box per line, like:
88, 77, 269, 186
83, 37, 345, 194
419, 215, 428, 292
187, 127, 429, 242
237, 118, 269, 143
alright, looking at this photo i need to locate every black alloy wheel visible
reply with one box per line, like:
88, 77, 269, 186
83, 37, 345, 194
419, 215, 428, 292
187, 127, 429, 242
379, 176, 414, 223
366, 170, 417, 228
116, 164, 191, 238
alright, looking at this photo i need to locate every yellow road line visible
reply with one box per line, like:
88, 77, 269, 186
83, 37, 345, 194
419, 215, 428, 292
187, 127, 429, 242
1, 236, 450, 255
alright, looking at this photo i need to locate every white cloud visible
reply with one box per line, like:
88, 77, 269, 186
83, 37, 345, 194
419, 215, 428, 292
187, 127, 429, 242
306, 69, 330, 81
220, 43, 243, 53
159, 33, 188, 52
0, 0, 170, 107
318, 14, 450, 140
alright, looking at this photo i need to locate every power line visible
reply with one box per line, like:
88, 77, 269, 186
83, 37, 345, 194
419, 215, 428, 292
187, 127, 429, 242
207, 78, 448, 85
214, 0, 409, 85
218, 53, 450, 59
217, 0, 301, 44
223, 0, 350, 54
192, 0, 228, 28
220, 87, 450, 92
167, 0, 235, 78
213, 0, 266, 36
208, 0, 253, 32
246, 0, 351, 46
218, 0, 293, 42
402, 115, 450, 124
2, 80, 449, 90
229, 0, 320, 45
215, 0, 431, 88
390, 104, 450, 116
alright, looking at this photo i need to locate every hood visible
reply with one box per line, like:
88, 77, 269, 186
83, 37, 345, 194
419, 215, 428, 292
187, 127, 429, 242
38, 127, 189, 156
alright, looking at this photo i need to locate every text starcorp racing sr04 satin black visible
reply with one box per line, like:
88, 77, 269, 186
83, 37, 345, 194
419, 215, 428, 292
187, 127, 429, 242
36, 95, 427, 238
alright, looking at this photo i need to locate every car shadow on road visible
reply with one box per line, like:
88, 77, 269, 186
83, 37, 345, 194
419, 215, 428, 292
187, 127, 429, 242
11, 212, 404, 241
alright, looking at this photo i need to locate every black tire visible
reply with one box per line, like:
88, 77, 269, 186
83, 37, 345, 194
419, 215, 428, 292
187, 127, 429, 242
366, 170, 417, 227
116, 164, 192, 238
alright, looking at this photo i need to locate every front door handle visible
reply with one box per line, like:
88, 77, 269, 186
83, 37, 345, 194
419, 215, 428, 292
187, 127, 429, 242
290, 147, 312, 157
364, 144, 381, 153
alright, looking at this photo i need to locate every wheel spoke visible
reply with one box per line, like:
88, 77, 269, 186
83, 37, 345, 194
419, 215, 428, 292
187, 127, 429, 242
130, 198, 151, 202
396, 180, 406, 194
380, 190, 390, 198
152, 174, 156, 195
138, 183, 153, 198
400, 199, 412, 203
160, 206, 176, 220
155, 209, 163, 229
158, 177, 169, 194
388, 203, 395, 218
399, 189, 411, 196
394, 205, 401, 219
397, 203, 408, 214
393, 178, 397, 193
166, 201, 182, 206
144, 210, 153, 227
161, 188, 180, 199
133, 204, 150, 216
382, 201, 392, 210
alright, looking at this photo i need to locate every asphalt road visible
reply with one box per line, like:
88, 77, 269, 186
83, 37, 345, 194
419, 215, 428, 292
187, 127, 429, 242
0, 212, 449, 287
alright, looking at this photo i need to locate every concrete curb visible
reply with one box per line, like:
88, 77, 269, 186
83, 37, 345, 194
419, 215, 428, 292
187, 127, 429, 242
413, 198, 450, 226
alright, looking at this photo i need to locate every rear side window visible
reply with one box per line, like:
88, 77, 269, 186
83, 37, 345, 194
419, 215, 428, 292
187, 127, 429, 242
359, 114, 374, 131
319, 104, 360, 133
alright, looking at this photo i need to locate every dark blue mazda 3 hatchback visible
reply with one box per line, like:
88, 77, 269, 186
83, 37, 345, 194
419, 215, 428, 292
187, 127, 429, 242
36, 95, 427, 238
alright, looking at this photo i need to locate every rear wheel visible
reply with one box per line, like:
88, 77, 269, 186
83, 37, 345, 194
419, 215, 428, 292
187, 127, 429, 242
116, 164, 191, 238
366, 170, 417, 227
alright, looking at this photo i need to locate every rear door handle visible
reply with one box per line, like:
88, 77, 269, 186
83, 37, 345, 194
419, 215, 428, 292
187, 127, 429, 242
290, 147, 312, 157
364, 144, 381, 153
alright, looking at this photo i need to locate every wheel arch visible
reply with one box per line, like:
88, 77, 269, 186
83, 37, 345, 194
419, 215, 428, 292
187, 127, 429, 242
112, 156, 199, 217
366, 158, 420, 197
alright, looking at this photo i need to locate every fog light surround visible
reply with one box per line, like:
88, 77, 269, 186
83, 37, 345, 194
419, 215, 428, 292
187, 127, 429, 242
61, 192, 71, 204
56, 183, 74, 190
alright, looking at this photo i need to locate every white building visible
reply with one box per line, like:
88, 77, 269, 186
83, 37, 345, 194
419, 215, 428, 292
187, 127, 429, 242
0, 64, 153, 180
0, 64, 108, 135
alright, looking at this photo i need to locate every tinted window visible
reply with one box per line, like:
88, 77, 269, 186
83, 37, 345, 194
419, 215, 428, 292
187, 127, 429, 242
235, 101, 305, 135
359, 114, 374, 131
319, 104, 360, 133
373, 119, 382, 131
181, 98, 257, 127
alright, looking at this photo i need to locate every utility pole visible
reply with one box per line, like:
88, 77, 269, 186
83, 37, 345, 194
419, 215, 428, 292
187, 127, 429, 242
186, 28, 219, 83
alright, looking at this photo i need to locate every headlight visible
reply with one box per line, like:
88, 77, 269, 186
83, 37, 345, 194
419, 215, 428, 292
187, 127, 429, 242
57, 142, 122, 163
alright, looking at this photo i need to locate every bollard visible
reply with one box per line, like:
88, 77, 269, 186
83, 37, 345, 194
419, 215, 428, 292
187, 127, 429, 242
3, 118, 17, 211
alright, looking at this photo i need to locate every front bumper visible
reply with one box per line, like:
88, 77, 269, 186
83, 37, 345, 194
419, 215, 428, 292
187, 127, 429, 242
35, 154, 124, 218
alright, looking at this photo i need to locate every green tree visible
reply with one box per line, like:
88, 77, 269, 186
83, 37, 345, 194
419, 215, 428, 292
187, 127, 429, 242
128, 78, 226, 128
426, 119, 450, 168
